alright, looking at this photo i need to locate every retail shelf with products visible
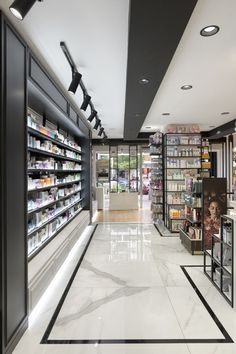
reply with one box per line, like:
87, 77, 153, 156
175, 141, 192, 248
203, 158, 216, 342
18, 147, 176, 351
204, 215, 236, 307
28, 147, 82, 163
28, 206, 83, 258
164, 128, 201, 233
27, 109, 85, 258
28, 177, 81, 192
201, 138, 211, 178
28, 197, 83, 236
28, 187, 82, 215
28, 126, 82, 154
180, 179, 203, 254
149, 132, 164, 222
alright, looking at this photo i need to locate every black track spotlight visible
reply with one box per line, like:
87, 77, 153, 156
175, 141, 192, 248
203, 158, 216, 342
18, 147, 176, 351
93, 118, 101, 130
80, 94, 91, 111
9, 0, 39, 20
68, 72, 82, 95
87, 109, 97, 122
98, 127, 104, 137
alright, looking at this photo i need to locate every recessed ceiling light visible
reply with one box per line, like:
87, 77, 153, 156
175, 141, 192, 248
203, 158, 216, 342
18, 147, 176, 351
209, 126, 215, 128
221, 112, 230, 115
135, 113, 140, 117
200, 25, 220, 37
139, 78, 149, 84
217, 130, 221, 134
145, 126, 152, 129
181, 85, 192, 90
162, 112, 170, 116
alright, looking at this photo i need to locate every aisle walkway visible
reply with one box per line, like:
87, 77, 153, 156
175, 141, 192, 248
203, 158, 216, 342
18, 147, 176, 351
14, 223, 236, 354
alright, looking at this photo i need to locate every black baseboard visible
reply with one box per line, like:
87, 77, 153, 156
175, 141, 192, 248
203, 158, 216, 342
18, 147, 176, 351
6, 316, 28, 354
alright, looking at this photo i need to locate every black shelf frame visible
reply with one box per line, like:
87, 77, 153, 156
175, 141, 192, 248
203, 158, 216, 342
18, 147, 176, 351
28, 147, 82, 163
28, 169, 81, 173
204, 215, 234, 307
166, 155, 201, 158
28, 179, 81, 193
165, 167, 201, 170
28, 127, 82, 154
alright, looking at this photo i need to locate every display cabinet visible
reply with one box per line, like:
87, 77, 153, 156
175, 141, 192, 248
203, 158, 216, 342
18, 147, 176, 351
164, 131, 201, 232
204, 215, 235, 307
149, 132, 164, 221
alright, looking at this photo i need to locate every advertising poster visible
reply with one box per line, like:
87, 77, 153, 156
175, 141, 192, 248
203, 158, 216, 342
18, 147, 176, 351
202, 178, 227, 250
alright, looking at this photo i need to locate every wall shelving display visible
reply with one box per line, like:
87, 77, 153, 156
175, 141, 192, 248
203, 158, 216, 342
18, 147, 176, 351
149, 132, 163, 222
180, 179, 203, 254
204, 215, 235, 307
27, 109, 83, 258
164, 127, 201, 233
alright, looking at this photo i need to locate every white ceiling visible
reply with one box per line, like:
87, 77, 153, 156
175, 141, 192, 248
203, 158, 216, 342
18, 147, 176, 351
142, 0, 236, 133
0, 0, 129, 138
1, 0, 236, 138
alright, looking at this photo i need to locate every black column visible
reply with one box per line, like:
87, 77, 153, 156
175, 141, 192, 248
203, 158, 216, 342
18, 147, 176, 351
0, 13, 28, 354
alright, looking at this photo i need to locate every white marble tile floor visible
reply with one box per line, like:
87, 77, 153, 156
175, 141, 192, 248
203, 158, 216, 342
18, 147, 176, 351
13, 223, 236, 354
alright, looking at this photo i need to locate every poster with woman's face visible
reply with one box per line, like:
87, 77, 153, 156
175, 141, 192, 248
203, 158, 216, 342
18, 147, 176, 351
203, 178, 227, 250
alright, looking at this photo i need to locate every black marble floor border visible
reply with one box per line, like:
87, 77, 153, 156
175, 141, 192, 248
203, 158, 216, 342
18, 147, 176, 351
41, 223, 98, 344
41, 225, 233, 345
154, 222, 178, 237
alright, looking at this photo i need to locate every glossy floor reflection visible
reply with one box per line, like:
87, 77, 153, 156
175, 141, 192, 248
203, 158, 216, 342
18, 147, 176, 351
13, 223, 236, 353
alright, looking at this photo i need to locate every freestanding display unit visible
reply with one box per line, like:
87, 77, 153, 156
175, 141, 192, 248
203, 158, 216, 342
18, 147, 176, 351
202, 178, 231, 304
164, 131, 201, 233
204, 214, 236, 307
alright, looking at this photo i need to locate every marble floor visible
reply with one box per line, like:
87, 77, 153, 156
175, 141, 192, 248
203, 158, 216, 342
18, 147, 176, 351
13, 223, 236, 354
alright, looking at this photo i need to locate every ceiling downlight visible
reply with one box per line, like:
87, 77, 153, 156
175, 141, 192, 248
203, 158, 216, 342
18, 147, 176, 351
139, 78, 150, 84
181, 85, 193, 90
200, 25, 220, 37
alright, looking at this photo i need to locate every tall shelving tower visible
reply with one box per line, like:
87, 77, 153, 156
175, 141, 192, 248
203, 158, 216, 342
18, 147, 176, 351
149, 132, 164, 222
164, 128, 202, 233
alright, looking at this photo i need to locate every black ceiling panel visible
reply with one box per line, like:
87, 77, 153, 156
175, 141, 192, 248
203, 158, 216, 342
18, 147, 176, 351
124, 0, 198, 139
